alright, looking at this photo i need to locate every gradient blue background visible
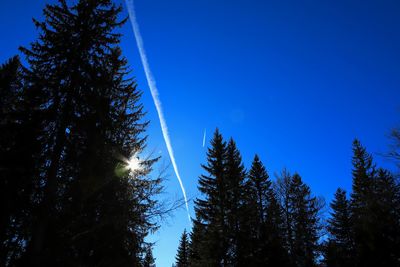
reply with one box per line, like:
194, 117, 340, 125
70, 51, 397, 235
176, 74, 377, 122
1, 0, 400, 266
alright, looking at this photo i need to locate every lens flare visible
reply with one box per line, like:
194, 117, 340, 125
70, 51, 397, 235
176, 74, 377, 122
125, 154, 142, 172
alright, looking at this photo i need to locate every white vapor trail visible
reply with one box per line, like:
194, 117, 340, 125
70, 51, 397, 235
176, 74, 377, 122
125, 0, 191, 224
202, 129, 206, 148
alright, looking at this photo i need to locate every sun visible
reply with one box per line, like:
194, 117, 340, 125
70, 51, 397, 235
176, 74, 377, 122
125, 154, 142, 172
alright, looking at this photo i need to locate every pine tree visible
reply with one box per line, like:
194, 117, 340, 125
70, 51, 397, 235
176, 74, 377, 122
9, 0, 161, 265
325, 188, 354, 267
175, 229, 190, 267
191, 129, 228, 266
263, 188, 290, 266
290, 173, 321, 267
350, 139, 376, 267
245, 155, 288, 266
188, 219, 206, 267
276, 171, 322, 267
224, 138, 247, 266
247, 155, 271, 228
372, 168, 400, 266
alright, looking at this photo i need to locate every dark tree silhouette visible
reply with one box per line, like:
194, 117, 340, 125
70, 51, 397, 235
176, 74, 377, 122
191, 129, 228, 266
224, 138, 247, 266
350, 139, 376, 267
0, 0, 162, 266
276, 171, 323, 267
175, 229, 190, 267
325, 188, 354, 267
245, 155, 289, 266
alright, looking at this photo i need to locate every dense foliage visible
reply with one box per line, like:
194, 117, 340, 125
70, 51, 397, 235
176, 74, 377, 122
0, 0, 160, 266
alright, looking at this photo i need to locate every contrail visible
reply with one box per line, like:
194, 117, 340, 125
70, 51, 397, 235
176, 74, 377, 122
125, 0, 191, 225
202, 129, 206, 148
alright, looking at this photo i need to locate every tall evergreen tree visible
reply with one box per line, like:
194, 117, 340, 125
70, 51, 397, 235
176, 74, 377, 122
372, 168, 400, 266
246, 155, 288, 266
247, 155, 271, 229
325, 188, 354, 267
0, 0, 162, 266
350, 139, 376, 267
276, 171, 322, 267
290, 173, 321, 267
175, 229, 190, 267
191, 129, 228, 266
224, 138, 247, 266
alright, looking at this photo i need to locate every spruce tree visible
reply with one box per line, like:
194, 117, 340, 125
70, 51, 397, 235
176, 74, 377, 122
175, 229, 190, 267
290, 173, 321, 267
276, 171, 322, 267
247, 155, 271, 228
263, 188, 290, 267
191, 129, 228, 266
325, 188, 354, 267
224, 138, 247, 266
245, 155, 288, 266
9, 0, 161, 265
350, 139, 376, 267
372, 168, 400, 266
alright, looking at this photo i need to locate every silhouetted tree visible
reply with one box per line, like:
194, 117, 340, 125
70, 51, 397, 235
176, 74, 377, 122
225, 138, 247, 266
372, 168, 400, 266
188, 219, 205, 267
175, 229, 190, 267
350, 139, 376, 267
245, 155, 288, 266
325, 188, 354, 267
276, 171, 323, 267
191, 129, 228, 266
0, 0, 162, 266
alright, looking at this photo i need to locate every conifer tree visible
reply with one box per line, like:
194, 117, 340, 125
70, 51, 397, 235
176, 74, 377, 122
247, 155, 271, 228
325, 188, 354, 267
350, 139, 376, 267
188, 219, 206, 267
6, 0, 162, 265
175, 229, 190, 267
263, 188, 290, 266
372, 168, 400, 266
246, 155, 288, 266
191, 129, 228, 266
276, 171, 322, 267
290, 173, 321, 267
224, 138, 247, 266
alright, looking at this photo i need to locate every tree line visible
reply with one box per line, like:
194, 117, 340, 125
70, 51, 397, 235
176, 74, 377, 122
1, 0, 400, 267
174, 130, 400, 267
1, 0, 160, 266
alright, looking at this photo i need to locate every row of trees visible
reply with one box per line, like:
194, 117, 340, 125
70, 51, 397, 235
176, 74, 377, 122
0, 0, 161, 266
174, 130, 400, 267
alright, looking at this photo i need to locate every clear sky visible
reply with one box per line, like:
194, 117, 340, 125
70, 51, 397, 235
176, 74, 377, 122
1, 0, 400, 266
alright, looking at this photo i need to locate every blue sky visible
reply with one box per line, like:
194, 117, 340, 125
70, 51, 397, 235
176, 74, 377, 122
1, 0, 400, 266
